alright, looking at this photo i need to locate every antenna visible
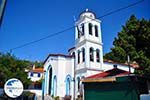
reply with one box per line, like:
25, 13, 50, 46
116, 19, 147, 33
73, 16, 76, 22
85, 8, 89, 12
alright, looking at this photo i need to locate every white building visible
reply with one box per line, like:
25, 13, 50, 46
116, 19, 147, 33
43, 9, 137, 99
28, 66, 44, 82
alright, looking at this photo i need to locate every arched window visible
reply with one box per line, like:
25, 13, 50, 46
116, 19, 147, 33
78, 29, 81, 38
77, 25, 81, 39
77, 77, 80, 91
81, 24, 84, 35
66, 78, 70, 95
95, 25, 98, 37
82, 48, 85, 62
77, 24, 84, 38
48, 67, 52, 95
96, 49, 100, 62
72, 52, 75, 58
53, 76, 57, 96
90, 48, 94, 61
78, 50, 80, 64
66, 75, 71, 96
89, 23, 92, 35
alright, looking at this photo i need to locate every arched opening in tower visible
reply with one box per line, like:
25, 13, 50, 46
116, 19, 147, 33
48, 67, 52, 95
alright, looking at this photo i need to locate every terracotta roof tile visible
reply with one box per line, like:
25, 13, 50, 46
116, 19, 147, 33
86, 68, 129, 78
31, 68, 44, 73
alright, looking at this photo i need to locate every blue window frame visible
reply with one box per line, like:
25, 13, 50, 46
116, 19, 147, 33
66, 78, 71, 95
66, 75, 71, 96
53, 76, 57, 96
30, 72, 33, 77
38, 73, 40, 77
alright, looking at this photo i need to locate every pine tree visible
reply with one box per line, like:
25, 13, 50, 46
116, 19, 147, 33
104, 15, 150, 76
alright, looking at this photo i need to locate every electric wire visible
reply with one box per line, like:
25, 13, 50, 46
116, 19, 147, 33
5, 0, 144, 52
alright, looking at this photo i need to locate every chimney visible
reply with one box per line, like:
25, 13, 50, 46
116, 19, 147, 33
32, 64, 35, 70
113, 65, 117, 69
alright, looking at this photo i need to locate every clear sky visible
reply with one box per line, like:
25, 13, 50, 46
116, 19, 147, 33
0, 0, 150, 61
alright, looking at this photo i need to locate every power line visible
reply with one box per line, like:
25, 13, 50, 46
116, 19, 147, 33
97, 0, 144, 19
5, 0, 144, 52
9, 26, 75, 52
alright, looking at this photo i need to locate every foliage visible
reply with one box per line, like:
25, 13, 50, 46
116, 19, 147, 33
104, 15, 150, 76
54, 96, 60, 100
0, 52, 42, 88
34, 60, 43, 68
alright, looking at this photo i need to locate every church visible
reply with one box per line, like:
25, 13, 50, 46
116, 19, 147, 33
42, 9, 137, 99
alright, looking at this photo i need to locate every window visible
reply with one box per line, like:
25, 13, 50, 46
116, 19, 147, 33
77, 24, 84, 38
78, 29, 81, 38
89, 23, 92, 35
66, 77, 71, 96
90, 48, 94, 61
72, 52, 75, 58
78, 50, 80, 64
77, 77, 80, 91
82, 48, 85, 62
53, 76, 57, 96
38, 73, 40, 77
96, 49, 100, 62
30, 72, 33, 77
95, 25, 98, 37
81, 24, 84, 35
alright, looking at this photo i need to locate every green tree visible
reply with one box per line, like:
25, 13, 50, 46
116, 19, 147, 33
104, 15, 150, 76
0, 52, 42, 88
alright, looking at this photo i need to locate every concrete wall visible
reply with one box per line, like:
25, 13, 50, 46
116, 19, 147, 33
103, 62, 134, 73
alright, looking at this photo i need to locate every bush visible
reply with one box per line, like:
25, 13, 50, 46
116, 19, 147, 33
54, 96, 59, 100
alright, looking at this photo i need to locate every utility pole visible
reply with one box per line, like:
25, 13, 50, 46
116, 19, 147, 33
0, 0, 7, 27
73, 53, 76, 100
127, 55, 131, 74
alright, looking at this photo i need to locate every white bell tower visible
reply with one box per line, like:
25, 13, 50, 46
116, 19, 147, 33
74, 9, 103, 77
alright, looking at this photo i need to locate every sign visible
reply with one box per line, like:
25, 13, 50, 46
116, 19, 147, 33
4, 78, 23, 98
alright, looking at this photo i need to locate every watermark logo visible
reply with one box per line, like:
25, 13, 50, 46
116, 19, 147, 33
4, 78, 23, 98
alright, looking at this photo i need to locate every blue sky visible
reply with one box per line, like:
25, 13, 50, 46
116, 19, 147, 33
0, 0, 150, 61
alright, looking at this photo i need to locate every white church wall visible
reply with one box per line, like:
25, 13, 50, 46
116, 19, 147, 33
64, 58, 75, 99
103, 62, 134, 73
44, 56, 74, 98
57, 57, 67, 97
43, 56, 59, 96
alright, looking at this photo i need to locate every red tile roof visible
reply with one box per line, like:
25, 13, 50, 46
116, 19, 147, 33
31, 68, 44, 73
86, 68, 129, 78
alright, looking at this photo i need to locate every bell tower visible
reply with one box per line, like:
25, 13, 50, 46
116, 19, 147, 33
75, 9, 103, 77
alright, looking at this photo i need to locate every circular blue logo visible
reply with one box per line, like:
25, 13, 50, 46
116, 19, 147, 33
4, 78, 23, 98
